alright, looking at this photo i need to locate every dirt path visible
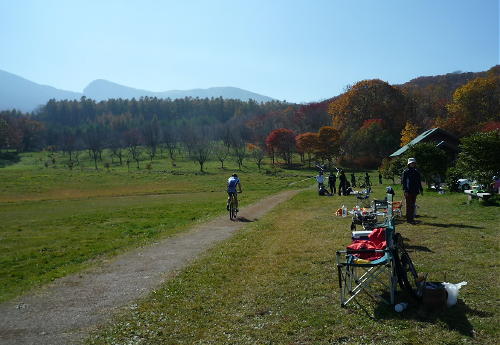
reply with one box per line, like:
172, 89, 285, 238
0, 189, 300, 345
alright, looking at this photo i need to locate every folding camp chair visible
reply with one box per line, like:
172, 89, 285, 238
392, 200, 403, 218
336, 194, 398, 307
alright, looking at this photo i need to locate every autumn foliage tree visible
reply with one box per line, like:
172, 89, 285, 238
327, 79, 409, 167
295, 132, 319, 167
400, 121, 420, 147
328, 79, 408, 134
344, 121, 399, 168
444, 75, 500, 136
316, 126, 340, 165
265, 128, 296, 166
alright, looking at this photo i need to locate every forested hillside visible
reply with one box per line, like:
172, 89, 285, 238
1, 66, 498, 169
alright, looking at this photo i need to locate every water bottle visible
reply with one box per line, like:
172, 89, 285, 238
394, 302, 408, 312
342, 205, 347, 217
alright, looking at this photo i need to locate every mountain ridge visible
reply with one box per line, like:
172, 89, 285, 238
0, 69, 83, 112
0, 70, 276, 112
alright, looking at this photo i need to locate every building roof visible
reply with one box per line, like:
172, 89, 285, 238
389, 128, 456, 157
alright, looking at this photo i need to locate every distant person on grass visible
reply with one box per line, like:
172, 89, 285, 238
490, 176, 500, 194
227, 173, 242, 212
351, 173, 356, 188
328, 171, 337, 195
338, 170, 347, 196
318, 185, 332, 196
364, 172, 371, 187
316, 171, 325, 190
401, 158, 423, 224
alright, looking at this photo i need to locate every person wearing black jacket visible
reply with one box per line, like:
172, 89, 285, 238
338, 170, 347, 196
401, 158, 423, 224
350, 173, 356, 188
328, 172, 337, 195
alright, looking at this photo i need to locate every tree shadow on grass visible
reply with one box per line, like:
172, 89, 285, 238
0, 152, 20, 168
373, 299, 493, 337
421, 222, 484, 229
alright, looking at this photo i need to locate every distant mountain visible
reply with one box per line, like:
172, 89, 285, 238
0, 70, 275, 112
0, 69, 82, 112
83, 79, 275, 103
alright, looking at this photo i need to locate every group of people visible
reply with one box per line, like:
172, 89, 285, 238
314, 158, 424, 225
316, 170, 377, 197
227, 157, 424, 225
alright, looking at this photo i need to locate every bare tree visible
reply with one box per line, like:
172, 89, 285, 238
187, 126, 213, 172
142, 116, 160, 161
249, 144, 265, 171
161, 125, 178, 166
108, 131, 124, 165
232, 141, 247, 170
213, 142, 229, 169
179, 124, 196, 156
124, 129, 143, 169
83, 124, 106, 170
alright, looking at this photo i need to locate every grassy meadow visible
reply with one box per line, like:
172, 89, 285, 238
86, 181, 499, 344
1, 149, 498, 344
0, 150, 314, 302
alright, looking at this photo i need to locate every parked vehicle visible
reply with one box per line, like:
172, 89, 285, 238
457, 179, 473, 191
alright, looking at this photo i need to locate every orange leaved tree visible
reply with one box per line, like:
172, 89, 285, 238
295, 132, 319, 167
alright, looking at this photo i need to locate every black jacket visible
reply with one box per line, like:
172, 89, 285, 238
401, 167, 423, 194
328, 175, 336, 185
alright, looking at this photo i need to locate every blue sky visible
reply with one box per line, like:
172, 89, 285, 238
0, 0, 498, 103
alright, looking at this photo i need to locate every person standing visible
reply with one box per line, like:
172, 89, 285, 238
350, 173, 356, 188
338, 170, 347, 196
315, 171, 325, 190
364, 172, 371, 187
401, 158, 423, 224
328, 171, 337, 195
379, 172, 383, 185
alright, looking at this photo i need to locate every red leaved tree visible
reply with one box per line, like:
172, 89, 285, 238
265, 128, 296, 166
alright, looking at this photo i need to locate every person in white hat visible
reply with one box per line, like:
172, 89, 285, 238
401, 157, 423, 224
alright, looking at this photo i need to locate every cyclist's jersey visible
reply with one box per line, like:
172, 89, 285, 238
227, 176, 240, 193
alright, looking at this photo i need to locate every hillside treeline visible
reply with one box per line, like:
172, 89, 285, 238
1, 66, 498, 169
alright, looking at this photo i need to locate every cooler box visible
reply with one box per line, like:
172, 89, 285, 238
351, 230, 372, 241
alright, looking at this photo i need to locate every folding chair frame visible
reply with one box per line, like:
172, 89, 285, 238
336, 248, 397, 307
336, 193, 398, 307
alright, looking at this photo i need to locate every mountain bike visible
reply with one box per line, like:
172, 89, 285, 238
228, 192, 241, 220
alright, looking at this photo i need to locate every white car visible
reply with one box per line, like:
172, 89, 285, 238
457, 179, 473, 191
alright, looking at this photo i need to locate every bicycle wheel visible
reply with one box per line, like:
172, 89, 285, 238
231, 206, 238, 220
394, 234, 420, 300
229, 200, 234, 220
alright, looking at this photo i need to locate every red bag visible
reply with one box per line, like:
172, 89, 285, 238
346, 228, 386, 261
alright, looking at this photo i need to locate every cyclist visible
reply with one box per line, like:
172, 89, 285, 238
227, 173, 243, 212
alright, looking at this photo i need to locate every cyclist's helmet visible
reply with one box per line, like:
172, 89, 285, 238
232, 173, 238, 178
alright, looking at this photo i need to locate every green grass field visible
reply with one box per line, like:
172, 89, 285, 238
85, 183, 499, 345
0, 150, 313, 302
2, 150, 499, 344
